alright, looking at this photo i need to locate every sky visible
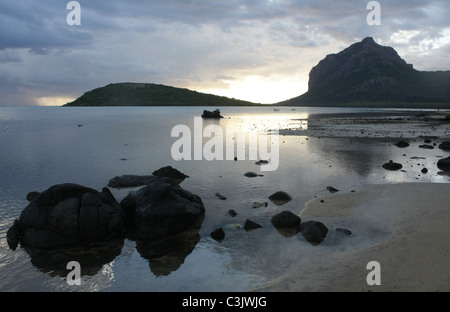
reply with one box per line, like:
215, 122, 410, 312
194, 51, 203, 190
0, 0, 449, 106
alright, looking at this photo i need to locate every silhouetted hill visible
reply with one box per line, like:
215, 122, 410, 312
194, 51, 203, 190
280, 37, 450, 108
64, 83, 261, 107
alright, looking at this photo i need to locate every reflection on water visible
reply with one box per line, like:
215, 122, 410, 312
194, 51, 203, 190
0, 106, 449, 292
136, 218, 204, 277
22, 239, 124, 277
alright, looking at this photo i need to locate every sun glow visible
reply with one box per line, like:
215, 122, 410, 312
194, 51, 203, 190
199, 75, 307, 104
35, 96, 76, 106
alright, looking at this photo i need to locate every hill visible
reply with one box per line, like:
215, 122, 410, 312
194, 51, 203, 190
64, 83, 261, 107
279, 37, 450, 108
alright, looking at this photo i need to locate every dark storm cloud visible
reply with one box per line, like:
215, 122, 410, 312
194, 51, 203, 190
0, 0, 449, 105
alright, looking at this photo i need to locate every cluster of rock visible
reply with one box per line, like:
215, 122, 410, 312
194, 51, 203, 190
210, 191, 339, 246
6, 166, 205, 251
385, 140, 450, 172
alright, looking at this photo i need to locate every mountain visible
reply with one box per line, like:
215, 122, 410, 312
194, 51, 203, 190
64, 83, 261, 107
280, 37, 450, 108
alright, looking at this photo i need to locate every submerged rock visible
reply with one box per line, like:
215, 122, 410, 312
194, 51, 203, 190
108, 175, 156, 189
271, 211, 301, 228
244, 172, 263, 178
268, 191, 292, 205
7, 184, 124, 249
394, 141, 410, 148
251, 201, 268, 209
382, 160, 403, 171
326, 186, 339, 193
210, 227, 225, 242
215, 193, 227, 200
300, 221, 329, 245
244, 219, 262, 231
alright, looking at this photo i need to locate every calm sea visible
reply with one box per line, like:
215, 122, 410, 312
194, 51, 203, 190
0, 106, 448, 291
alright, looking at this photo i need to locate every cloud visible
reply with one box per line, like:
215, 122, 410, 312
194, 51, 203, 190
0, 0, 449, 106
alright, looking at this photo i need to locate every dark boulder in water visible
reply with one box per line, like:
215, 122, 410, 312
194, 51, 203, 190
382, 160, 403, 171
7, 184, 125, 249
268, 191, 292, 205
437, 157, 450, 172
120, 177, 205, 240
201, 109, 224, 119
108, 175, 157, 189
438, 142, 450, 151
395, 141, 410, 148
152, 166, 189, 183
271, 211, 301, 228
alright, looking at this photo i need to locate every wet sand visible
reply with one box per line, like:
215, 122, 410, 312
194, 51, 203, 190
280, 111, 450, 139
256, 183, 450, 292
256, 111, 450, 292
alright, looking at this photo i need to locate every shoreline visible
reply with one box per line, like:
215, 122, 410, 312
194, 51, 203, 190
254, 182, 450, 292
280, 111, 450, 139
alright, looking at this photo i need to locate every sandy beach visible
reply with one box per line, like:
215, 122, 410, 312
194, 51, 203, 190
255, 183, 450, 292
257, 110, 450, 292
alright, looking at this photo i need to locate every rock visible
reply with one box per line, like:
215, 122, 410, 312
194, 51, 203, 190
300, 221, 328, 245
228, 209, 237, 217
421, 168, 428, 174
7, 183, 125, 249
6, 220, 21, 250
26, 191, 41, 202
268, 191, 292, 205
271, 211, 301, 228
251, 202, 268, 209
244, 172, 262, 177
210, 228, 225, 242
395, 141, 410, 148
108, 175, 156, 189
224, 223, 241, 230
437, 157, 450, 172
244, 219, 262, 231
120, 177, 205, 240
201, 109, 223, 119
152, 166, 189, 183
382, 160, 403, 171
439, 142, 450, 151
418, 144, 434, 149
336, 228, 352, 235
215, 193, 227, 200
326, 186, 339, 193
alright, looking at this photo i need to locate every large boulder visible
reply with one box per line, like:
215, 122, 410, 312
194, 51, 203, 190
7, 184, 125, 249
437, 157, 450, 172
439, 142, 450, 151
120, 177, 205, 240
